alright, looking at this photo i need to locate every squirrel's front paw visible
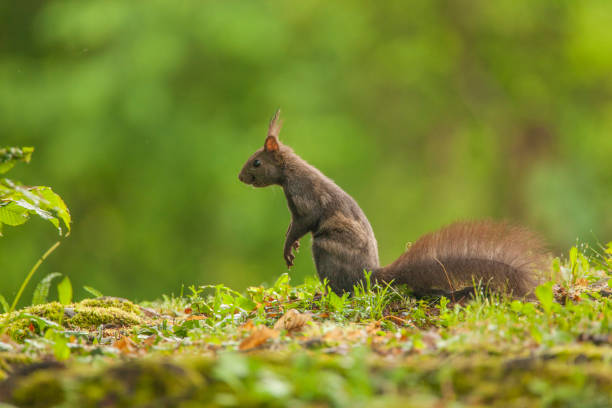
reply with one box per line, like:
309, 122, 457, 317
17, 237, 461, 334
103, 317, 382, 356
292, 241, 300, 251
284, 251, 295, 268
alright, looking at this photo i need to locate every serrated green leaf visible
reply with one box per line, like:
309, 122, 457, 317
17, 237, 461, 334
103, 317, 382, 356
83, 286, 103, 298
58, 276, 73, 306
328, 291, 347, 313
235, 295, 256, 312
273, 273, 290, 291
0, 180, 71, 236
0, 202, 29, 226
36, 187, 71, 234
13, 199, 54, 221
0, 294, 9, 313
32, 272, 63, 306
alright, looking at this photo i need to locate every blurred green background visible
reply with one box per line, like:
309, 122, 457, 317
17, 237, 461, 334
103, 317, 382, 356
1, 0, 611, 303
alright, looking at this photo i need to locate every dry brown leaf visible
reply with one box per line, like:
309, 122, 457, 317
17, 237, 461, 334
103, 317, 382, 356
273, 309, 312, 332
239, 326, 279, 350
576, 278, 589, 287
323, 328, 345, 342
366, 321, 381, 335
185, 315, 207, 321
241, 320, 255, 331
143, 335, 157, 347
113, 336, 137, 354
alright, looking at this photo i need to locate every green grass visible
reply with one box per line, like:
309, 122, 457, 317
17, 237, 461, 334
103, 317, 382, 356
0, 243, 611, 407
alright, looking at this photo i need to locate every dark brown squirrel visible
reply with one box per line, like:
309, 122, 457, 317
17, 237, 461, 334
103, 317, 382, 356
238, 110, 549, 297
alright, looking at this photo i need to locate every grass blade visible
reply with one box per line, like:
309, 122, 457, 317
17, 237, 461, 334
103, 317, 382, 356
83, 286, 103, 298
0, 294, 9, 313
8, 241, 61, 313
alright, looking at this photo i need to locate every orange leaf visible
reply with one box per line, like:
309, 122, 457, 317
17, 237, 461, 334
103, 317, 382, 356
241, 320, 255, 331
273, 309, 311, 332
366, 321, 381, 335
239, 326, 279, 350
143, 335, 157, 347
185, 315, 207, 321
575, 278, 589, 287
113, 336, 137, 354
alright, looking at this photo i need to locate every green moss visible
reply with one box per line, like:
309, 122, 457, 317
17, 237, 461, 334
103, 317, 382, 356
68, 305, 144, 329
10, 370, 65, 408
1, 302, 65, 341
23, 302, 65, 322
1, 299, 145, 341
79, 298, 141, 315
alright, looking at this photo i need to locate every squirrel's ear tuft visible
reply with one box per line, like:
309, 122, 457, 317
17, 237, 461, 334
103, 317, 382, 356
264, 136, 280, 152
267, 109, 283, 139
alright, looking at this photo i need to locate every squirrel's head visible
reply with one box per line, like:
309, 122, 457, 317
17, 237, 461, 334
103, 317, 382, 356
239, 109, 289, 187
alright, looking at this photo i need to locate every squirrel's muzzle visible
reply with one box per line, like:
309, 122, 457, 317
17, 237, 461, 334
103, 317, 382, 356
238, 172, 254, 185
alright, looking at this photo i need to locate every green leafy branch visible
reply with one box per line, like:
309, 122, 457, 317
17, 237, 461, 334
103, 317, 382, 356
0, 147, 71, 236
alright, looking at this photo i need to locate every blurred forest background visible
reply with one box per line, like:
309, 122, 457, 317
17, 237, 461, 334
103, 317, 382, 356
1, 0, 611, 303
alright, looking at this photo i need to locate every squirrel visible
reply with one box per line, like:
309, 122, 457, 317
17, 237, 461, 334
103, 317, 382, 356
238, 110, 549, 298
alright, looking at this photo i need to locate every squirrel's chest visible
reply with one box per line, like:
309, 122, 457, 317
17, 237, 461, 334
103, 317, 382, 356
286, 193, 326, 219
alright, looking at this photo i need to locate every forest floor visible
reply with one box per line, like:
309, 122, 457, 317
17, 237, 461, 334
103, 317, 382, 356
0, 244, 611, 408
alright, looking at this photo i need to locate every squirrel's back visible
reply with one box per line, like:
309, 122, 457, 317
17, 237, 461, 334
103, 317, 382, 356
375, 220, 549, 297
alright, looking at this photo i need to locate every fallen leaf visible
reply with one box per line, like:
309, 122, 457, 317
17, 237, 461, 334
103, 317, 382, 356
114, 336, 138, 354
366, 321, 381, 335
273, 309, 311, 332
185, 315, 207, 321
239, 326, 279, 350
241, 320, 255, 331
575, 278, 589, 287
143, 335, 157, 347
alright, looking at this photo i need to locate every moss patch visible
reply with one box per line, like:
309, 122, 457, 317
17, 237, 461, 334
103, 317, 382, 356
69, 305, 143, 329
0, 299, 145, 341
23, 302, 65, 322
79, 297, 141, 315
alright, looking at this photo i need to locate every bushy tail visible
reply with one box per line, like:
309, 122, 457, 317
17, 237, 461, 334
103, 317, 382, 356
374, 220, 549, 298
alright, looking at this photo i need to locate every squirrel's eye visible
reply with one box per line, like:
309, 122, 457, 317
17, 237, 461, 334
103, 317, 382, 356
253, 159, 261, 168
